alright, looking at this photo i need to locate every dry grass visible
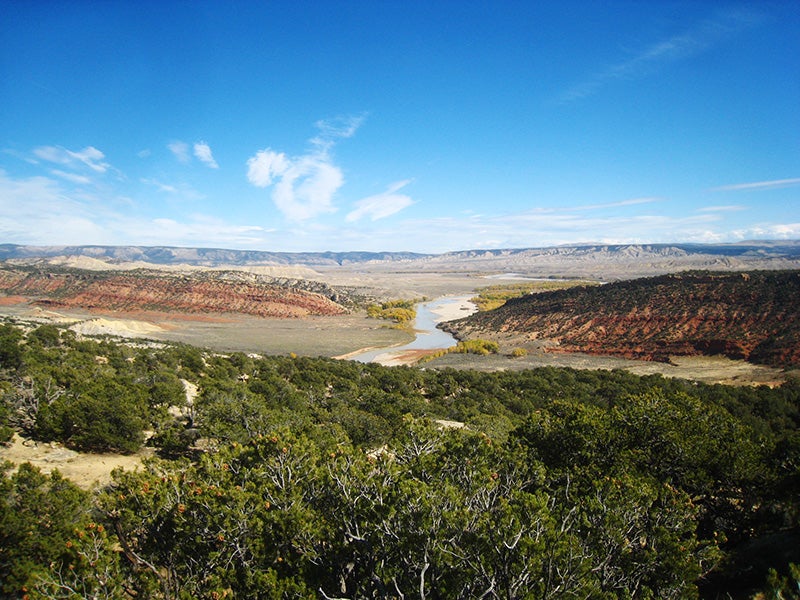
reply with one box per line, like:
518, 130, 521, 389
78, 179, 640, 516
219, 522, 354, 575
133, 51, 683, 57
0, 433, 153, 489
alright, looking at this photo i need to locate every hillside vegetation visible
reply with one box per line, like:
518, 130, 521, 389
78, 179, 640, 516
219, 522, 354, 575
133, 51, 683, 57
0, 321, 798, 597
472, 280, 598, 311
444, 270, 800, 368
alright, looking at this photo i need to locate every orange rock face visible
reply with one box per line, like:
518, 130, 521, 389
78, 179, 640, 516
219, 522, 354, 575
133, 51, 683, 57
0, 268, 348, 318
444, 271, 800, 368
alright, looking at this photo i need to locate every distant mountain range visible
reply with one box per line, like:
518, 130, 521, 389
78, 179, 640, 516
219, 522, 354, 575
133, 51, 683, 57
0, 244, 427, 266
1, 241, 799, 279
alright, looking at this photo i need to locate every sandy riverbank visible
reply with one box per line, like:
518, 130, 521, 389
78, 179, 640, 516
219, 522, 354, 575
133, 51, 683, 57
427, 296, 478, 321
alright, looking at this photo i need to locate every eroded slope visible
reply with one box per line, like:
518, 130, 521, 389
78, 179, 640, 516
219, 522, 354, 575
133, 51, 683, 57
443, 271, 800, 368
0, 266, 350, 318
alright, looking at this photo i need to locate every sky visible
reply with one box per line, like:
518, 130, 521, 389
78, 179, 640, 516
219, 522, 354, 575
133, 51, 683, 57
0, 1, 798, 253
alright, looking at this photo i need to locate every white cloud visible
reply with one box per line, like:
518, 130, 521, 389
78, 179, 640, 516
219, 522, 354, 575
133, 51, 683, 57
2, 161, 796, 253
246, 118, 364, 221
168, 141, 191, 163
346, 180, 415, 222
712, 178, 800, 192
732, 223, 800, 240
273, 156, 342, 221
169, 139, 219, 168
193, 141, 218, 169
246, 150, 290, 187
33, 145, 110, 173
70, 146, 109, 173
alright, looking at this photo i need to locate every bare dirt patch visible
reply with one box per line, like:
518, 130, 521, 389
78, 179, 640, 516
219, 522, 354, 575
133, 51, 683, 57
424, 350, 787, 387
0, 301, 413, 358
371, 348, 442, 367
70, 317, 167, 338
0, 434, 152, 489
146, 312, 414, 357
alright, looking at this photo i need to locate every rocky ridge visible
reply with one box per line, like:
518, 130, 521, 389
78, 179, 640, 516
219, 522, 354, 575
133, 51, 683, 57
442, 270, 800, 368
0, 266, 356, 318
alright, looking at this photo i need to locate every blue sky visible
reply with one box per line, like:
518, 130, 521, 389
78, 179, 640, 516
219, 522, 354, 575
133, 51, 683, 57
1, 1, 798, 253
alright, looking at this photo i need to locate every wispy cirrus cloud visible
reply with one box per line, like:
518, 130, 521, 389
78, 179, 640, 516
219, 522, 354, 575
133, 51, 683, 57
50, 169, 93, 185
168, 141, 191, 163
246, 116, 367, 221
193, 141, 218, 168
169, 140, 219, 169
141, 177, 179, 194
560, 7, 762, 103
33, 145, 111, 174
697, 205, 746, 212
311, 114, 365, 155
141, 177, 204, 201
346, 180, 415, 222
711, 177, 800, 192
568, 197, 659, 212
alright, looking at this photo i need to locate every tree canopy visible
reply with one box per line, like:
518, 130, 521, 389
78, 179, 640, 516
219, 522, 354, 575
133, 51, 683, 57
0, 320, 798, 598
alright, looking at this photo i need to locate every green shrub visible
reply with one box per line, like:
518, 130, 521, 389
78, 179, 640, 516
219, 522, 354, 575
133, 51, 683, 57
366, 299, 418, 325
454, 339, 499, 355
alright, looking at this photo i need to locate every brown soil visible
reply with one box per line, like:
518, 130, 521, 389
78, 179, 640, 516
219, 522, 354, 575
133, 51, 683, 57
424, 349, 787, 387
0, 434, 153, 490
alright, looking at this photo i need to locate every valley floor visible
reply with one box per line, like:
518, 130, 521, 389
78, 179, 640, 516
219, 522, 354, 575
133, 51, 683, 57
0, 299, 788, 387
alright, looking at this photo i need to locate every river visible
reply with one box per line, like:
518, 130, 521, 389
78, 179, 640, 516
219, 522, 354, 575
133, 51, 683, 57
350, 295, 477, 364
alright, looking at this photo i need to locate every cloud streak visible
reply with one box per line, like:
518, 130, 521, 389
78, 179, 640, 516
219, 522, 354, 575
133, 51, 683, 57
346, 180, 415, 222
567, 197, 659, 212
712, 178, 800, 192
311, 114, 366, 155
33, 145, 111, 174
560, 7, 762, 102
141, 178, 179, 194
